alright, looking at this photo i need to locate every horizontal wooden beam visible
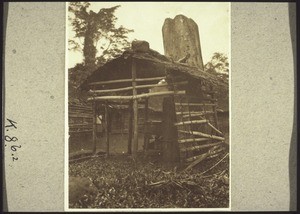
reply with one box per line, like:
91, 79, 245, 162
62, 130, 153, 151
180, 142, 223, 152
69, 123, 93, 127
69, 104, 92, 108
88, 81, 188, 95
178, 138, 210, 144
175, 103, 216, 106
69, 104, 92, 107
178, 130, 225, 141
174, 119, 207, 126
181, 113, 214, 118
69, 115, 93, 119
69, 129, 93, 133
88, 76, 166, 86
176, 111, 214, 117
69, 109, 92, 113
87, 90, 186, 102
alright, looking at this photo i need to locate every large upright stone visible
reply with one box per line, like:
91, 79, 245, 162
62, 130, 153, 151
162, 14, 204, 70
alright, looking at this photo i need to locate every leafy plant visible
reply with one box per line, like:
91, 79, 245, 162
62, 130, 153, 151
68, 2, 133, 101
204, 52, 229, 81
68, 2, 133, 68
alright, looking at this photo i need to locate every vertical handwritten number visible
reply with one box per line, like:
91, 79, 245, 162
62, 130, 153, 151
5, 136, 18, 142
5, 118, 17, 129
5, 119, 20, 162
11, 145, 21, 152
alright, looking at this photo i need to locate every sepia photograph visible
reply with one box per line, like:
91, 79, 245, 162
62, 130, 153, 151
2, 1, 295, 212
67, 2, 230, 210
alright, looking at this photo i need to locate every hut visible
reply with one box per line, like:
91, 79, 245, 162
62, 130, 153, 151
80, 40, 229, 164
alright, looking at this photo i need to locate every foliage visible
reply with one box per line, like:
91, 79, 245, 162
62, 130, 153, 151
68, 63, 90, 102
69, 152, 229, 208
68, 2, 133, 101
68, 2, 133, 68
204, 53, 229, 81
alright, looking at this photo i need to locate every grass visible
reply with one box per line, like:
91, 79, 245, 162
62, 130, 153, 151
69, 150, 229, 209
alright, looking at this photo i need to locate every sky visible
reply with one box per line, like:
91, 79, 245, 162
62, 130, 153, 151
67, 2, 230, 68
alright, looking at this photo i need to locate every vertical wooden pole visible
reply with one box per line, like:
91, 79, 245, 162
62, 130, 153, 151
104, 101, 110, 156
132, 59, 139, 158
92, 101, 97, 155
143, 97, 149, 151
162, 96, 180, 163
210, 85, 219, 130
127, 101, 133, 154
161, 75, 180, 163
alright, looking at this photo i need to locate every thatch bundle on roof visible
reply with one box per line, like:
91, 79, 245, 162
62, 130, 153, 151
80, 41, 228, 111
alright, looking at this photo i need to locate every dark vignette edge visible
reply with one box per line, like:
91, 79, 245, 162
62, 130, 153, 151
288, 2, 297, 212
2, 1, 9, 212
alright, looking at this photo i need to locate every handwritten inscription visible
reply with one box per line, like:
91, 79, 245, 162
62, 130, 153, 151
5, 118, 20, 161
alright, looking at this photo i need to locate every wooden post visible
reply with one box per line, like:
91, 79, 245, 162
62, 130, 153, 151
132, 59, 139, 157
143, 97, 149, 151
92, 101, 97, 155
162, 96, 180, 163
127, 101, 133, 154
104, 101, 109, 156
210, 85, 219, 130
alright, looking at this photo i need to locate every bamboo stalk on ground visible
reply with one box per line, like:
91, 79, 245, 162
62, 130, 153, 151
180, 142, 223, 152
184, 146, 219, 170
207, 122, 223, 136
199, 153, 229, 175
178, 130, 225, 141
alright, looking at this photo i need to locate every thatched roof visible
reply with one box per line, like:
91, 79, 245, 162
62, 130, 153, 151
80, 47, 229, 111
80, 48, 228, 90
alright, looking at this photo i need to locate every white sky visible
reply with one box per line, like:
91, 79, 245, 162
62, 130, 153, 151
68, 2, 230, 68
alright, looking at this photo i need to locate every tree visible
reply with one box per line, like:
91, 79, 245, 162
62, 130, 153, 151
204, 52, 229, 80
68, 2, 133, 102
68, 2, 133, 69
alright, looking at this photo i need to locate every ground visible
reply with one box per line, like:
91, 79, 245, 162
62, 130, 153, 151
68, 149, 229, 209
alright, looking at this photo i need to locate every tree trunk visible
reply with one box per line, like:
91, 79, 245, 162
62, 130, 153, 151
83, 22, 97, 69
162, 14, 204, 70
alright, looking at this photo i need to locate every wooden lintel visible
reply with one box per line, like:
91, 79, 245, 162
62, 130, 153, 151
87, 90, 186, 102
88, 81, 188, 95
88, 76, 166, 86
